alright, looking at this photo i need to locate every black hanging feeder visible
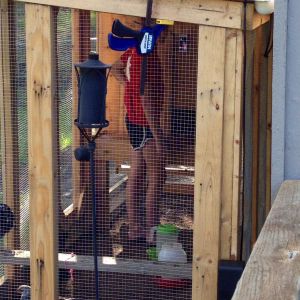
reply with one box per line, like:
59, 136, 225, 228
74, 51, 111, 300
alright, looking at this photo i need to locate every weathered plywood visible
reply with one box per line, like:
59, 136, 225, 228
233, 181, 300, 300
25, 4, 58, 300
193, 25, 226, 300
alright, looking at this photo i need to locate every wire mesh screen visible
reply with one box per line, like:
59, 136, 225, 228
1, 5, 198, 299
54, 10, 196, 300
0, 1, 30, 299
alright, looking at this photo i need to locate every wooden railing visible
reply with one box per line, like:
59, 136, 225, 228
232, 180, 300, 300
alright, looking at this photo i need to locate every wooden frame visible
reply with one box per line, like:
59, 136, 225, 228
25, 4, 58, 300
0, 1, 273, 299
16, 0, 270, 30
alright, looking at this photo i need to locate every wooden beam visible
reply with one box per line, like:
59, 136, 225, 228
71, 9, 90, 209
232, 181, 300, 300
220, 28, 243, 261
15, 0, 252, 30
231, 29, 243, 260
193, 25, 226, 300
0, 250, 192, 279
25, 4, 58, 300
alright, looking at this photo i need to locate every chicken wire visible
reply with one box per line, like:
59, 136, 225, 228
1, 4, 198, 300
0, 1, 30, 299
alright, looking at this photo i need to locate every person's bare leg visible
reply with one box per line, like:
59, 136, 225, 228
142, 139, 165, 243
126, 149, 146, 240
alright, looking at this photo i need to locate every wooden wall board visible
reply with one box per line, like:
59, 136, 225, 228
15, 0, 248, 30
192, 25, 226, 300
231, 29, 243, 260
220, 28, 243, 260
97, 13, 137, 138
251, 26, 263, 246
232, 181, 300, 300
25, 4, 58, 300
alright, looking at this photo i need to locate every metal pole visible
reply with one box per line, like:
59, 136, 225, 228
88, 140, 100, 300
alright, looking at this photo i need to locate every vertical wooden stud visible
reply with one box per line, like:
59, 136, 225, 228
231, 30, 243, 259
242, 30, 255, 261
257, 23, 270, 235
72, 9, 90, 209
220, 28, 243, 260
193, 25, 226, 300
221, 28, 238, 260
25, 4, 58, 300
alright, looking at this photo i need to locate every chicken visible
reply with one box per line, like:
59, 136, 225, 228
0, 203, 14, 238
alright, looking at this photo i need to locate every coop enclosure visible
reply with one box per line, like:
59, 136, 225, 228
0, 0, 272, 299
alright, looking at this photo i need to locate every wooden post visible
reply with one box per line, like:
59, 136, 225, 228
193, 25, 226, 300
221, 28, 243, 260
25, 4, 58, 300
72, 9, 90, 209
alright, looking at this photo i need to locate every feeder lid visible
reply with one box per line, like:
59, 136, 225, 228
74, 51, 111, 69
157, 224, 179, 235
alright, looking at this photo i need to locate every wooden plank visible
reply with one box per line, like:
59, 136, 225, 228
71, 9, 90, 209
231, 29, 243, 260
242, 30, 255, 261
221, 28, 238, 260
193, 25, 226, 300
0, 250, 192, 279
220, 28, 243, 260
25, 4, 58, 300
16, 0, 249, 30
251, 26, 263, 245
232, 181, 300, 300
257, 22, 270, 235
